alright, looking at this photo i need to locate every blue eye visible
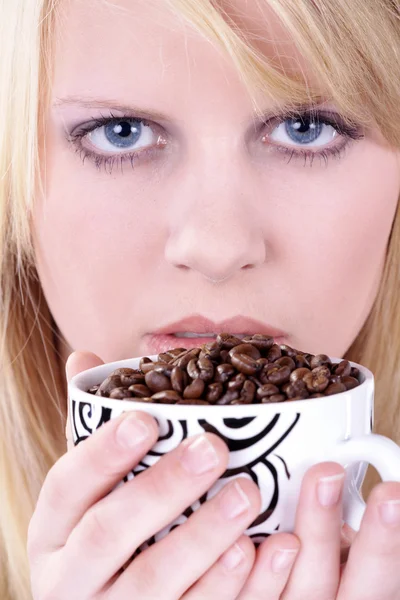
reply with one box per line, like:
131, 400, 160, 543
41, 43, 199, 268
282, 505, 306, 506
285, 117, 323, 144
269, 116, 338, 148
87, 118, 157, 153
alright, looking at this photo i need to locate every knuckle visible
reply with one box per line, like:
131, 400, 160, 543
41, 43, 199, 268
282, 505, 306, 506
78, 504, 118, 554
41, 459, 72, 516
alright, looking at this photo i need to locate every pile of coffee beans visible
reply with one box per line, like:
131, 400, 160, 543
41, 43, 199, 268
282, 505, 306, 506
87, 334, 361, 405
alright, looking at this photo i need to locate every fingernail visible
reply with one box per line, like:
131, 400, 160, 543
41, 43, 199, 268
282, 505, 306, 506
220, 481, 251, 520
271, 549, 298, 573
317, 473, 345, 507
378, 500, 400, 527
220, 543, 246, 571
116, 413, 150, 448
180, 435, 219, 475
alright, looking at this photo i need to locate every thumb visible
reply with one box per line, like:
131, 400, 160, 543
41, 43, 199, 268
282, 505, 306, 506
65, 351, 104, 450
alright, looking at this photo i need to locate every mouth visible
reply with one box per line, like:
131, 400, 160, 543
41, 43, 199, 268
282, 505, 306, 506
143, 315, 288, 355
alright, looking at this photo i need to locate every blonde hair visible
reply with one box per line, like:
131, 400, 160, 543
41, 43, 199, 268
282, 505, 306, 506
0, 0, 399, 597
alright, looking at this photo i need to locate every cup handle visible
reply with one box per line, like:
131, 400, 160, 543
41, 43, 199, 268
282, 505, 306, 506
327, 434, 400, 531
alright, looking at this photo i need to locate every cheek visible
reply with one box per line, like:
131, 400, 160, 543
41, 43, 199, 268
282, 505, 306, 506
274, 143, 399, 356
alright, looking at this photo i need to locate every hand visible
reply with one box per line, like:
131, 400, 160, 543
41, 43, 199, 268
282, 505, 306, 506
234, 463, 400, 599
28, 351, 263, 599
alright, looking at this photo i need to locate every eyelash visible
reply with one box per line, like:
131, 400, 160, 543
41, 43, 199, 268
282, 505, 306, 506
68, 110, 364, 173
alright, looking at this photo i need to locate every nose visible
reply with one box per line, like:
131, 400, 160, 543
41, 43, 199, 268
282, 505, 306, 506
164, 154, 267, 283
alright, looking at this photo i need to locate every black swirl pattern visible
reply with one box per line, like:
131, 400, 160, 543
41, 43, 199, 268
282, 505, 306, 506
70, 397, 301, 553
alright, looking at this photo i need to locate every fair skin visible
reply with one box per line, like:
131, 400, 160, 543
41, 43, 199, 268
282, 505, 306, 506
28, 0, 400, 598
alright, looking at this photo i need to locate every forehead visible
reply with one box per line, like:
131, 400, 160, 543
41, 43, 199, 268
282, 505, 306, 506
53, 0, 314, 111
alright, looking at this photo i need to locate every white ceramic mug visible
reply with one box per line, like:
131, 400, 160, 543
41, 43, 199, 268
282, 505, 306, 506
68, 356, 400, 550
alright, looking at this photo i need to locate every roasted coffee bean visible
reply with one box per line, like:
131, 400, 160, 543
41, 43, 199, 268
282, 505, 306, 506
183, 378, 205, 399
215, 363, 235, 383
279, 345, 297, 358
267, 344, 282, 362
257, 383, 279, 400
310, 354, 332, 369
262, 393, 286, 403
199, 341, 221, 361
173, 348, 201, 368
290, 367, 311, 382
242, 334, 274, 350
145, 370, 172, 393
285, 380, 309, 399
96, 375, 122, 397
303, 371, 330, 393
228, 373, 246, 391
187, 359, 201, 380
170, 367, 188, 393
206, 382, 224, 403
216, 389, 240, 405
267, 366, 291, 386
110, 368, 138, 377
350, 367, 360, 379
120, 373, 145, 387
128, 384, 152, 398
158, 352, 174, 364
219, 349, 231, 363
152, 363, 173, 376
216, 333, 242, 349
259, 362, 277, 384
275, 356, 296, 370
151, 390, 182, 403
325, 382, 347, 395
140, 357, 158, 373
229, 343, 261, 360
177, 399, 210, 405
198, 356, 214, 381
88, 385, 99, 395
240, 380, 256, 403
342, 376, 360, 390
249, 375, 263, 387
230, 353, 259, 375
109, 387, 133, 399
256, 358, 269, 368
334, 360, 351, 377
294, 354, 310, 369
329, 375, 342, 385
166, 348, 187, 358
129, 396, 154, 403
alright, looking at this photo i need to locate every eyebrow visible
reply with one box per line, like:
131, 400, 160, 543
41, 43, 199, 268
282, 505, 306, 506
53, 96, 174, 123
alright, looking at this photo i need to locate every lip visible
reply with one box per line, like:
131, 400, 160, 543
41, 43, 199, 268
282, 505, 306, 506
143, 315, 288, 355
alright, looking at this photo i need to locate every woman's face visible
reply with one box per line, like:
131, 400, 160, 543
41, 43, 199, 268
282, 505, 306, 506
33, 0, 400, 363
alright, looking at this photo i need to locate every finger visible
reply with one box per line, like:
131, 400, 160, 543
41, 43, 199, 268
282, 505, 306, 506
337, 481, 400, 600
27, 409, 159, 557
281, 462, 345, 600
109, 478, 261, 599
236, 533, 300, 599
60, 433, 229, 597
65, 351, 104, 450
181, 535, 256, 600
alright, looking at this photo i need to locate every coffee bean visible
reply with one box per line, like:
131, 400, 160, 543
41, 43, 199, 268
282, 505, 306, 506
173, 348, 201, 368
199, 341, 221, 361
303, 371, 330, 393
219, 350, 231, 363
128, 384, 152, 398
240, 380, 256, 403
183, 378, 205, 399
350, 367, 360, 379
187, 359, 201, 379
275, 356, 296, 370
171, 367, 188, 393
290, 367, 311, 382
230, 353, 259, 375
166, 348, 187, 358
257, 383, 279, 400
109, 387, 133, 399
129, 396, 154, 403
140, 357, 157, 373
242, 334, 274, 350
329, 375, 342, 385
310, 354, 332, 369
110, 368, 138, 377
153, 363, 173, 377
215, 363, 235, 383
158, 352, 174, 364
177, 399, 210, 405
120, 373, 145, 387
229, 343, 261, 360
227, 373, 246, 391
216, 333, 242, 349
285, 380, 309, 399
262, 394, 286, 403
334, 360, 351, 377
294, 354, 310, 369
151, 390, 182, 403
280, 345, 297, 358
267, 344, 282, 362
145, 370, 172, 393
342, 376, 360, 390
88, 385, 99, 395
198, 356, 214, 381
312, 365, 331, 378
96, 375, 122, 397
267, 366, 291, 386
206, 382, 224, 403
325, 382, 347, 395
216, 389, 240, 405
